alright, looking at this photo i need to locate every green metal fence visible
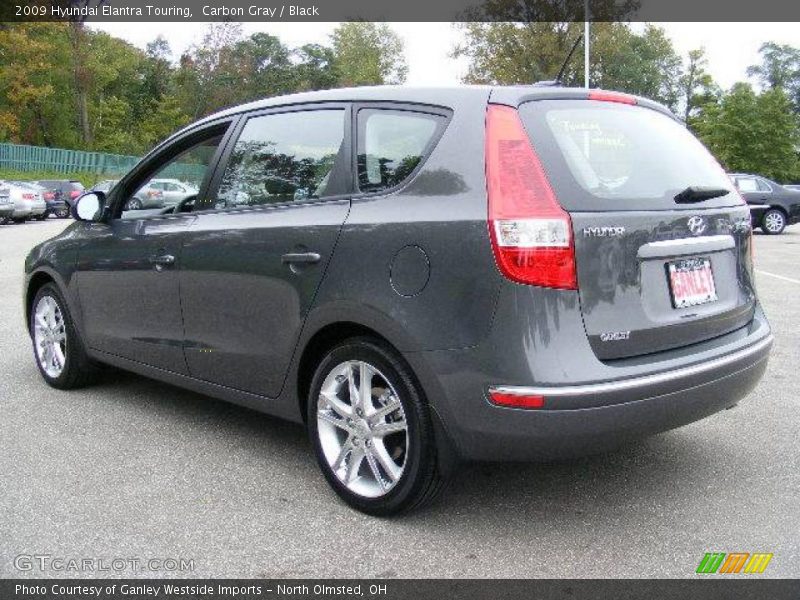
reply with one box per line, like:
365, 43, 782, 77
0, 143, 142, 176
0, 142, 208, 183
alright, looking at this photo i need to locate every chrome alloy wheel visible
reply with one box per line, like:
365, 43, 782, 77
33, 295, 67, 379
316, 360, 409, 498
764, 211, 785, 233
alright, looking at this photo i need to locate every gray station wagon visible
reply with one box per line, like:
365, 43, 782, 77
24, 86, 773, 515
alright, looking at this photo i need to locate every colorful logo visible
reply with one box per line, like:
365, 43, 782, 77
696, 552, 773, 574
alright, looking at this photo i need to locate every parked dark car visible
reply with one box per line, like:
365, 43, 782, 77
729, 173, 800, 234
24, 86, 773, 515
33, 179, 85, 209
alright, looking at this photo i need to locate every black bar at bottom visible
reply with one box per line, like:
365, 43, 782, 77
1, 579, 799, 600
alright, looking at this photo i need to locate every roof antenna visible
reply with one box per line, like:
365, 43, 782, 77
535, 34, 584, 87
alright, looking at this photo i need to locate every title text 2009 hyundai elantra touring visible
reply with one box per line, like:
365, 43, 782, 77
25, 86, 773, 515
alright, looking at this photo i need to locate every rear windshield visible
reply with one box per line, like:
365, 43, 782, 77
519, 100, 738, 211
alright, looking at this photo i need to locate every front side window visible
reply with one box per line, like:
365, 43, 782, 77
123, 133, 223, 214
215, 109, 345, 209
357, 109, 442, 193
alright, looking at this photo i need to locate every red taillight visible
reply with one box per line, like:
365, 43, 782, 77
489, 390, 545, 410
22, 193, 35, 200
44, 192, 55, 200
70, 190, 81, 199
588, 90, 637, 105
485, 104, 577, 290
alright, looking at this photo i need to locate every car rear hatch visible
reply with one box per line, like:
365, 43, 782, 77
517, 95, 755, 360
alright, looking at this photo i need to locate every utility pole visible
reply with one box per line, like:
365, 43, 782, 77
584, 0, 590, 88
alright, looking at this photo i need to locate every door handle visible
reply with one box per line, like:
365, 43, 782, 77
149, 254, 176, 269
281, 252, 321, 264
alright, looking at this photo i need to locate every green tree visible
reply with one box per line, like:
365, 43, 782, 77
0, 23, 78, 148
293, 44, 339, 91
331, 22, 407, 86
679, 48, 719, 123
176, 23, 244, 120
454, 22, 683, 109
747, 41, 800, 111
693, 83, 799, 181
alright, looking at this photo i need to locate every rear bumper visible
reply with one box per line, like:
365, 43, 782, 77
422, 333, 771, 462
407, 284, 773, 462
467, 335, 771, 461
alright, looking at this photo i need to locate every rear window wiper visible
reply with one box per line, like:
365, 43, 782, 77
674, 186, 730, 204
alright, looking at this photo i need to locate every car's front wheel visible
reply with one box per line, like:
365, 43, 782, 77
761, 208, 786, 235
30, 283, 99, 389
307, 337, 445, 515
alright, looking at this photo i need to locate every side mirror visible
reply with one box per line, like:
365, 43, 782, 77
72, 191, 106, 222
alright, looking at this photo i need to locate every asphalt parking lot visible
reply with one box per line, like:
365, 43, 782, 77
1, 219, 798, 579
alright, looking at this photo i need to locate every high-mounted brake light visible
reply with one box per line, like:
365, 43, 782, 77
587, 90, 637, 105
485, 104, 577, 290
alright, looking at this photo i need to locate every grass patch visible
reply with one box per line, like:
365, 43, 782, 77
0, 168, 119, 188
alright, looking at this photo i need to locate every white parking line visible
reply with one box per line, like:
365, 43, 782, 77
756, 270, 800, 285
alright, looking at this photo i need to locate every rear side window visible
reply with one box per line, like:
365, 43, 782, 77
357, 109, 443, 193
519, 100, 737, 211
215, 109, 346, 209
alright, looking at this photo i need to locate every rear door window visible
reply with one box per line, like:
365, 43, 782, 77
736, 177, 758, 193
356, 109, 444, 194
756, 178, 772, 192
519, 100, 738, 211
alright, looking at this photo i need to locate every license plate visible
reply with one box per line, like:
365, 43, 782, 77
666, 258, 718, 309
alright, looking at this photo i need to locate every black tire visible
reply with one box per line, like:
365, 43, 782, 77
127, 198, 142, 210
761, 208, 786, 235
307, 337, 446, 516
29, 283, 99, 390
36, 213, 48, 221
56, 208, 70, 219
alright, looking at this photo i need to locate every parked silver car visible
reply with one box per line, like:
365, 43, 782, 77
0, 185, 14, 222
10, 181, 51, 221
127, 178, 198, 210
0, 180, 46, 222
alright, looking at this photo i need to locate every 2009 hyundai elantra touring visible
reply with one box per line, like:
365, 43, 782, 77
25, 86, 773, 515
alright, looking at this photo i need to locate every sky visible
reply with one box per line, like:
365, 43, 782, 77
90, 22, 800, 89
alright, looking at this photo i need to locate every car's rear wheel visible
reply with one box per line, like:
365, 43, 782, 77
30, 283, 99, 389
761, 208, 786, 235
126, 198, 142, 210
307, 337, 445, 515
56, 208, 70, 219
